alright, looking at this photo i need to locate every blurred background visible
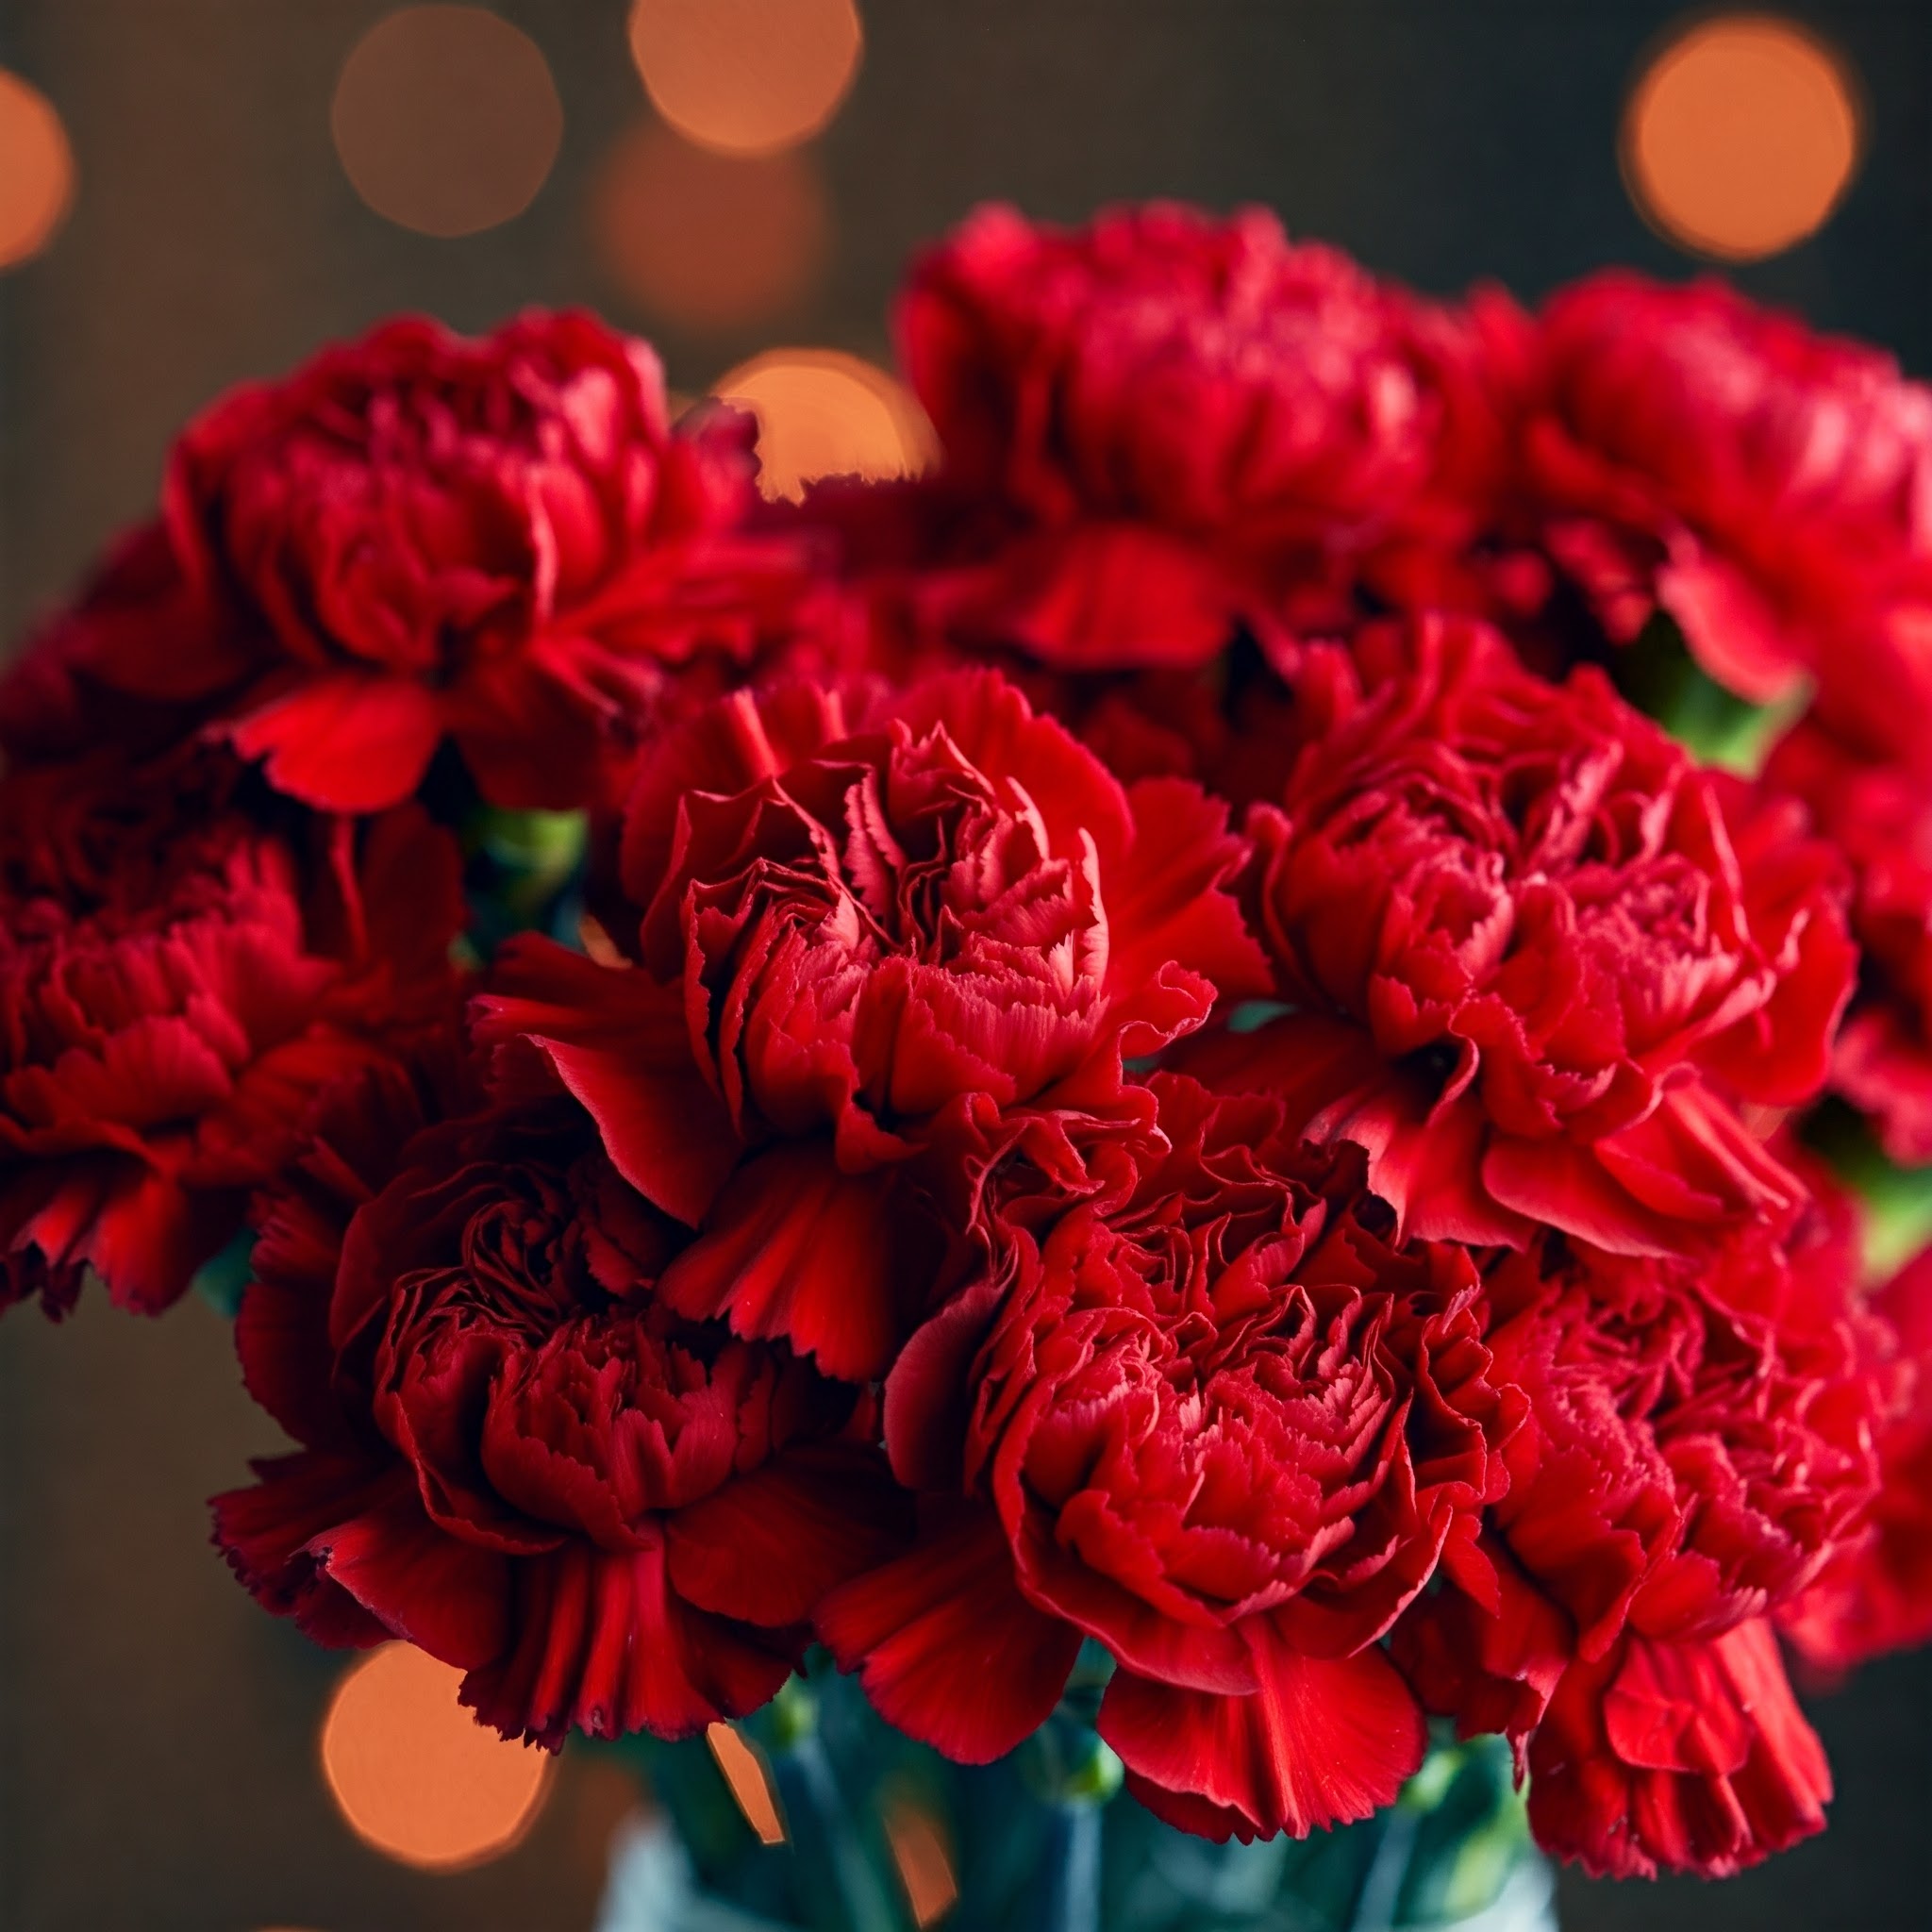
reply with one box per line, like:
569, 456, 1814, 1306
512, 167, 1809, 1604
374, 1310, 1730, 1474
2, 3, 1930, 1927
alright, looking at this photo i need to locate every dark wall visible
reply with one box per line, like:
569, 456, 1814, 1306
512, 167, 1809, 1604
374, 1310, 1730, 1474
3, 5, 1930, 1928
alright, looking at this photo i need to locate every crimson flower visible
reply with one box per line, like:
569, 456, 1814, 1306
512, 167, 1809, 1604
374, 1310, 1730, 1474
213, 1055, 909, 1748
1763, 720, 1932, 1163
819, 1073, 1522, 1841
1783, 1241, 1932, 1672
503, 668, 1264, 1382
0, 751, 462, 1317
1393, 1192, 1876, 1877
2, 313, 809, 812
1524, 1617, 1831, 1880
1518, 271, 1932, 702
1187, 614, 1854, 1258
879, 202, 1515, 669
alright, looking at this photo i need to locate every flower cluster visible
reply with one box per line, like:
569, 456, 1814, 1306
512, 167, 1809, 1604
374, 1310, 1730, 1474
9, 208, 1932, 1887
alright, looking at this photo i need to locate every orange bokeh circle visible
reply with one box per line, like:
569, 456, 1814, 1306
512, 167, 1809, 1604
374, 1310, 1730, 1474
319, 1643, 552, 1871
0, 69, 75, 270
1622, 13, 1861, 261
627, 0, 862, 158
332, 6, 563, 238
711, 349, 938, 502
592, 121, 828, 331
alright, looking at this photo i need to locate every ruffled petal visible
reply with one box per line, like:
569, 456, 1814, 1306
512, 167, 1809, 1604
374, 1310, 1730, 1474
665, 1444, 913, 1628
816, 1505, 1081, 1764
1098, 1620, 1426, 1842
461, 1538, 796, 1748
473, 936, 741, 1226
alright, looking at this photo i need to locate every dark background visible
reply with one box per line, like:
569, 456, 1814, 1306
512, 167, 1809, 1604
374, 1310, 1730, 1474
3, 4, 1930, 1928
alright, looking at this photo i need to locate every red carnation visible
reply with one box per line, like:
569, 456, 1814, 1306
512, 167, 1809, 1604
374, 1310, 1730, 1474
2, 313, 809, 812
820, 1073, 1523, 1841
1393, 1195, 1875, 1876
1763, 721, 1932, 1162
507, 669, 1264, 1383
885, 203, 1515, 670
0, 752, 462, 1317
1525, 1617, 1831, 1880
1518, 271, 1932, 702
1189, 614, 1854, 1258
1784, 1242, 1932, 1672
213, 1058, 909, 1748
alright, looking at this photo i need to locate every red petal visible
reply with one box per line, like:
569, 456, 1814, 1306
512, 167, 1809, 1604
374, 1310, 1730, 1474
1099, 1621, 1426, 1842
941, 524, 1242, 673
882, 1265, 1008, 1491
234, 1269, 347, 1450
345, 805, 469, 991
657, 1140, 943, 1380
460, 1538, 795, 1747
310, 1483, 513, 1672
1605, 1653, 1745, 1778
1390, 1541, 1572, 1751
449, 644, 609, 812
74, 1162, 240, 1314
227, 674, 445, 812
1655, 551, 1807, 707
1108, 777, 1271, 1012
1174, 1014, 1529, 1246
665, 1443, 913, 1627
211, 1452, 401, 1651
816, 1505, 1081, 1764
1526, 1621, 1830, 1879
473, 936, 740, 1226
1592, 1084, 1806, 1236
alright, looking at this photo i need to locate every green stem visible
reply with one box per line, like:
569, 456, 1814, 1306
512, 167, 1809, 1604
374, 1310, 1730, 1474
1347, 1803, 1419, 1932
768, 1731, 905, 1932
1032, 1800, 1102, 1932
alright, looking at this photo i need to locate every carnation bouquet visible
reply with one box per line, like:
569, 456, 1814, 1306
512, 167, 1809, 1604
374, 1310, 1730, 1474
8, 204, 1932, 1930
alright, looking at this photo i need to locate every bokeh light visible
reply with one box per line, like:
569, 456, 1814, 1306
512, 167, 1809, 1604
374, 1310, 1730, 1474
628, 0, 862, 157
705, 1722, 787, 1844
331, 6, 563, 238
885, 1798, 959, 1926
0, 68, 75, 270
591, 121, 828, 331
711, 349, 939, 502
1623, 13, 1861, 261
319, 1643, 552, 1871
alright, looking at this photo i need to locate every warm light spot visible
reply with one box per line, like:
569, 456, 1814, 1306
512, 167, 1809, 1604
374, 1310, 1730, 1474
711, 350, 938, 502
885, 1798, 958, 1926
578, 910, 627, 966
591, 122, 828, 332
320, 1643, 552, 1870
0, 69, 75, 269
331, 6, 562, 238
627, 0, 862, 157
1623, 13, 1861, 260
706, 1722, 787, 1843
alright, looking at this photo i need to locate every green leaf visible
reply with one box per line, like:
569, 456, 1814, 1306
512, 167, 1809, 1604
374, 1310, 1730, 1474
1617, 611, 1806, 776
1804, 1101, 1932, 1278
472, 806, 590, 879
192, 1229, 255, 1319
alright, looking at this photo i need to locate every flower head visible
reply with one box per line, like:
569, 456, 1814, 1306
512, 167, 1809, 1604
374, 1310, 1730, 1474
1190, 613, 1854, 1257
3, 313, 810, 812
874, 203, 1514, 668
215, 1059, 908, 1747
0, 751, 462, 1315
1519, 271, 1932, 702
822, 1073, 1520, 1840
